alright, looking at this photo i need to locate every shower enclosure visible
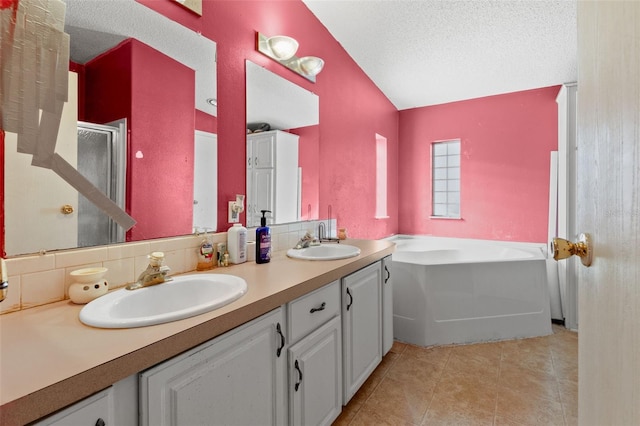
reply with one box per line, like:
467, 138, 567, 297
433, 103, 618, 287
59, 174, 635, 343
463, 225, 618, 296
77, 120, 127, 247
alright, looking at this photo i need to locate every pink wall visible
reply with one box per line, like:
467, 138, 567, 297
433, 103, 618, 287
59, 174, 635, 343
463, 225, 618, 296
1, 0, 561, 255
85, 39, 195, 241
183, 0, 400, 238
398, 86, 560, 243
128, 40, 195, 240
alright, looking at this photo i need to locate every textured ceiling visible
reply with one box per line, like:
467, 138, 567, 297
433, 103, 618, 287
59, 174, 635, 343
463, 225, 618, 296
302, 0, 577, 109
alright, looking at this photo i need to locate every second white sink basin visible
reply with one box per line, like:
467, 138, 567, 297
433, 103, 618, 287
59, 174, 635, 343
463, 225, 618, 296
79, 274, 248, 329
286, 244, 361, 261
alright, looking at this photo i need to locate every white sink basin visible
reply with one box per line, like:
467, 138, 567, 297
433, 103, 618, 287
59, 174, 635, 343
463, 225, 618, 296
286, 244, 361, 261
79, 274, 248, 328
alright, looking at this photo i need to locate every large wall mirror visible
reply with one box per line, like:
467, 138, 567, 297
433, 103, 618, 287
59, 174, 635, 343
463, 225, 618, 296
3, 0, 217, 256
245, 60, 320, 226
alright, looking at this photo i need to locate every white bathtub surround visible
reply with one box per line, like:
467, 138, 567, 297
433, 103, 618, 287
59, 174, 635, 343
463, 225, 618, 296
0, 219, 336, 315
389, 235, 552, 346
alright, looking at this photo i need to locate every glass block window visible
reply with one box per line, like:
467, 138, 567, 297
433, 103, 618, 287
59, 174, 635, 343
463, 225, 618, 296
431, 140, 461, 218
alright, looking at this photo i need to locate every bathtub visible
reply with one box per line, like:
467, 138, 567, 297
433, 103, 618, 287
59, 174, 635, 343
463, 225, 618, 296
391, 236, 552, 346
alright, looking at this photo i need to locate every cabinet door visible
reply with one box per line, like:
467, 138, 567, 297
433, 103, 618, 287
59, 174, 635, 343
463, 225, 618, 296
140, 308, 287, 426
382, 256, 394, 355
342, 262, 382, 404
252, 133, 275, 168
254, 168, 274, 216
247, 168, 274, 227
289, 316, 342, 426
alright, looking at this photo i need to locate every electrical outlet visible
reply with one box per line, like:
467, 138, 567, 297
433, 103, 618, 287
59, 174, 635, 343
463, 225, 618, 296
228, 201, 240, 223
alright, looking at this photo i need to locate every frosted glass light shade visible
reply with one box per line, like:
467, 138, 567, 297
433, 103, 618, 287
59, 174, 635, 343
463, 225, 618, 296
298, 56, 325, 77
267, 35, 299, 60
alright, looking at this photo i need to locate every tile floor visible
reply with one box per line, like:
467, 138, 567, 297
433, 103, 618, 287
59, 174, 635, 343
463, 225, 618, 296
334, 325, 578, 426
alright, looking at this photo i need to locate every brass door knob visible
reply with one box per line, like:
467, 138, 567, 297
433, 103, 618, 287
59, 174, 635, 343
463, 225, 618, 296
61, 204, 74, 215
551, 233, 593, 267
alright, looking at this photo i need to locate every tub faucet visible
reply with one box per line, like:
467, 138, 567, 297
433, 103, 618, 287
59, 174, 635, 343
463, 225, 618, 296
318, 222, 340, 243
0, 258, 8, 302
127, 252, 172, 290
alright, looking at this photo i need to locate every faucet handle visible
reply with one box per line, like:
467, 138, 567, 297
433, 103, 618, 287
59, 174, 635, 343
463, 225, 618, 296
148, 252, 165, 267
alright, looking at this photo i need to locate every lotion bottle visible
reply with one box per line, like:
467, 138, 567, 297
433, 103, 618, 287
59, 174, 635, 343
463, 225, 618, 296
227, 223, 247, 264
256, 210, 271, 264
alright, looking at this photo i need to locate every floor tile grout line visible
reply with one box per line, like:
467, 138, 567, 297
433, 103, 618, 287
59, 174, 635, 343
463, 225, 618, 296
417, 346, 452, 425
493, 344, 505, 426
343, 349, 403, 425
550, 344, 571, 426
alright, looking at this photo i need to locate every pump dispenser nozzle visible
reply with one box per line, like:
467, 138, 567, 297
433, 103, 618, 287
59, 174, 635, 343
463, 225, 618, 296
260, 209, 271, 227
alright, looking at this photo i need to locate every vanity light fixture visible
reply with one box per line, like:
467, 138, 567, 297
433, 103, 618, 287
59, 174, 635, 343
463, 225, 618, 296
298, 56, 324, 77
257, 32, 324, 82
266, 35, 299, 60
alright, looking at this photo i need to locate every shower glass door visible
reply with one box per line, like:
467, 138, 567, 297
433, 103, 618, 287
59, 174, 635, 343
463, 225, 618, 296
77, 120, 126, 247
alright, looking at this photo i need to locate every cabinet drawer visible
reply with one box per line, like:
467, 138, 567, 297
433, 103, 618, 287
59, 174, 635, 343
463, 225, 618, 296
288, 280, 340, 343
34, 387, 113, 426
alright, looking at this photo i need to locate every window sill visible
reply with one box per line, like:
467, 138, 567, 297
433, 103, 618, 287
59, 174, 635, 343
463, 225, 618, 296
429, 216, 463, 220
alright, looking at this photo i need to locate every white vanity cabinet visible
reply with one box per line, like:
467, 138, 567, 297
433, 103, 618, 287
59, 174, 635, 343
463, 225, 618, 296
286, 280, 342, 426
342, 261, 382, 404
34, 388, 113, 426
139, 308, 288, 426
382, 255, 394, 355
34, 375, 137, 426
246, 130, 299, 227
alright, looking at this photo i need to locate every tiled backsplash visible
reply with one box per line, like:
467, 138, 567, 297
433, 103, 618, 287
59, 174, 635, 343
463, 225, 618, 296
1, 219, 335, 315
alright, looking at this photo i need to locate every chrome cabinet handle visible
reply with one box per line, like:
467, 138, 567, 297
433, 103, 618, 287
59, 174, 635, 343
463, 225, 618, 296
310, 302, 326, 314
384, 265, 391, 284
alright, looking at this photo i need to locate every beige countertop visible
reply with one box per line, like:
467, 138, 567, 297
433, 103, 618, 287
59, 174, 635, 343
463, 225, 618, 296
0, 239, 394, 425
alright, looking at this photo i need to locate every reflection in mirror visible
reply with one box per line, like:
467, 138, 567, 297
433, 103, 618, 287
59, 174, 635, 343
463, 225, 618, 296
245, 61, 320, 226
3, 0, 217, 256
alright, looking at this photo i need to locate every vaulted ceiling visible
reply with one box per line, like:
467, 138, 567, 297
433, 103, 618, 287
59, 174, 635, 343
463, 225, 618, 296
303, 0, 577, 109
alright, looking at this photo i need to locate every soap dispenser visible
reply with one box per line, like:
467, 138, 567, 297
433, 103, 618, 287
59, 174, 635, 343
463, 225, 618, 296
256, 210, 271, 264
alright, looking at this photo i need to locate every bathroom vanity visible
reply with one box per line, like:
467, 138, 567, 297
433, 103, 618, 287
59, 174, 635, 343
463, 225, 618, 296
0, 239, 394, 425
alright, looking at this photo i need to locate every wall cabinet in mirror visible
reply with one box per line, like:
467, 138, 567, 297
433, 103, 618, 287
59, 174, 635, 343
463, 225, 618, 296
246, 131, 299, 227
245, 60, 319, 225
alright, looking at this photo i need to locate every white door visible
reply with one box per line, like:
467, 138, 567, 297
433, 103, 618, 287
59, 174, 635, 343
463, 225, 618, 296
193, 130, 217, 232
4, 71, 78, 256
577, 2, 640, 424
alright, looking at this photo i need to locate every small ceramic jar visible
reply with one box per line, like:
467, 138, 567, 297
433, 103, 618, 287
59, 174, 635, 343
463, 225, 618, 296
69, 267, 109, 304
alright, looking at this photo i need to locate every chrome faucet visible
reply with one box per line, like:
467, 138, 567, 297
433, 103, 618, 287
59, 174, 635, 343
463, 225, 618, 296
0, 258, 8, 302
127, 252, 172, 290
294, 231, 318, 249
